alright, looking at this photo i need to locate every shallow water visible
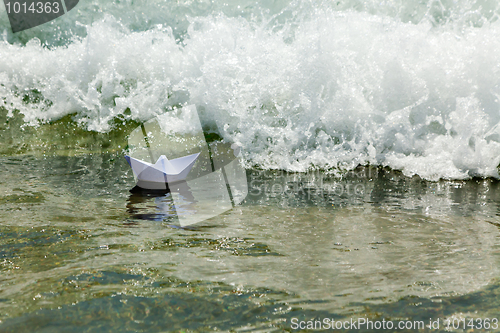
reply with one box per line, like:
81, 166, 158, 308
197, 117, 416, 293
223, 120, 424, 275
1, 152, 500, 332
3, 0, 500, 331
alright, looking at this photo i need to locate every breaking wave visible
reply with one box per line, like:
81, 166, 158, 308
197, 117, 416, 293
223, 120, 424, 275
2, 0, 500, 180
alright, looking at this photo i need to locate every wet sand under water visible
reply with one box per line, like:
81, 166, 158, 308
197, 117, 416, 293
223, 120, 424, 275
1, 153, 500, 332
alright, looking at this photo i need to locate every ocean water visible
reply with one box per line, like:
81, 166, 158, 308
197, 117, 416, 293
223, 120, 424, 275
2, 0, 500, 332
3, 0, 500, 179
1, 154, 500, 332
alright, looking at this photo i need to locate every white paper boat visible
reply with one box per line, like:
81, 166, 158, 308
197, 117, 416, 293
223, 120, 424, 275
125, 153, 200, 190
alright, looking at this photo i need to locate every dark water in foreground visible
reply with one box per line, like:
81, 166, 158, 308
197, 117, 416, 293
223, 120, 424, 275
1, 153, 500, 332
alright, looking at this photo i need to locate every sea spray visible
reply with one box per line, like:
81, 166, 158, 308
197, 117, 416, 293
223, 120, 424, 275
2, 0, 500, 180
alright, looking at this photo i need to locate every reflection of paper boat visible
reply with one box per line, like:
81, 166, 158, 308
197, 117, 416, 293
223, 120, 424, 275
125, 153, 200, 190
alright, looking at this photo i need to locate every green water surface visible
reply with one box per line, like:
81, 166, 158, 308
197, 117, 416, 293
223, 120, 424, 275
1, 118, 500, 332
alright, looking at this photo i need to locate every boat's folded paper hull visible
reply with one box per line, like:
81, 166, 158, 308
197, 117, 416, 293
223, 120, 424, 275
125, 153, 200, 190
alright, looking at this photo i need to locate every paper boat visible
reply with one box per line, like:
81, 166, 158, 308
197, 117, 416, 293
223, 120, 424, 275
125, 153, 200, 190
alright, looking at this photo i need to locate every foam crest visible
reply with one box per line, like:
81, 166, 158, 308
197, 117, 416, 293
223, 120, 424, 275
2, 0, 500, 179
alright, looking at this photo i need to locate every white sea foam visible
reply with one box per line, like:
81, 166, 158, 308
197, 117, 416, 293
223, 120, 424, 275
2, 0, 500, 180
